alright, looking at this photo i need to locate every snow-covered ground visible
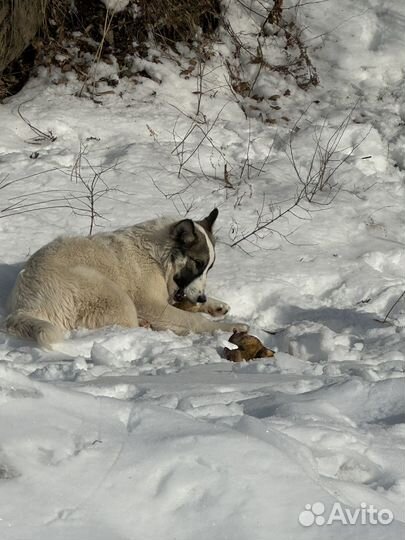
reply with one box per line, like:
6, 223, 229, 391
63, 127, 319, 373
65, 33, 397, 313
0, 1, 404, 538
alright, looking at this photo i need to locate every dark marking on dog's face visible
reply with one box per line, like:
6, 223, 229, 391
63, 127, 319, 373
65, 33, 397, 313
171, 209, 218, 302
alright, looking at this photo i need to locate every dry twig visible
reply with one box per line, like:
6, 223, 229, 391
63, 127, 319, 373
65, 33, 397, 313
18, 102, 57, 144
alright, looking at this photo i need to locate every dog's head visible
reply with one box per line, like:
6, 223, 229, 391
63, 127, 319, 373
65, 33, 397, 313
171, 208, 218, 304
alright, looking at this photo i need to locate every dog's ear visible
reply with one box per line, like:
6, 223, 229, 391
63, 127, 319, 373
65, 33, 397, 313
199, 208, 218, 233
171, 219, 197, 247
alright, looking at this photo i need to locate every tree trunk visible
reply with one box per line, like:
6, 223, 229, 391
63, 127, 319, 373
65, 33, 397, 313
0, 0, 46, 73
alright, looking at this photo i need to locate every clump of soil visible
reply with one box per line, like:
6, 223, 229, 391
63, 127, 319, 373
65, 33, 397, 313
224, 330, 274, 362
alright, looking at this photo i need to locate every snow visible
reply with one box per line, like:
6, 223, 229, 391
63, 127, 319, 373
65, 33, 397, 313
0, 0, 404, 538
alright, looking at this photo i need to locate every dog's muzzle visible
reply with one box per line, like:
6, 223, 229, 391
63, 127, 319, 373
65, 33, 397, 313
173, 289, 207, 304
183, 274, 208, 304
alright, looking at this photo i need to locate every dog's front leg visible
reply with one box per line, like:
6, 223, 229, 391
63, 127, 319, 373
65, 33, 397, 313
142, 302, 247, 335
174, 297, 230, 318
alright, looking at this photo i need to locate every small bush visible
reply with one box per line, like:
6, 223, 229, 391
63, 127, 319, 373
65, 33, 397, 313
136, 0, 221, 45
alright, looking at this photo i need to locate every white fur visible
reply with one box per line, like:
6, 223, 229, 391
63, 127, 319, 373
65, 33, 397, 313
184, 223, 215, 302
5, 216, 247, 348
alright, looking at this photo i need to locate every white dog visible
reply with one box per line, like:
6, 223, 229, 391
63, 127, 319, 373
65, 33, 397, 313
5, 209, 247, 347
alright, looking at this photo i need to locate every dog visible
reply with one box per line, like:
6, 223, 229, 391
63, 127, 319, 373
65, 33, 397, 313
5, 208, 248, 348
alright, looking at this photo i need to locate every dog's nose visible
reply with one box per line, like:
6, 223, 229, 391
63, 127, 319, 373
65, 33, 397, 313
197, 294, 207, 304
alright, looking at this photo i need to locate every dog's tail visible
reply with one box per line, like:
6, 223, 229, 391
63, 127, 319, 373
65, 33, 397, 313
5, 311, 64, 348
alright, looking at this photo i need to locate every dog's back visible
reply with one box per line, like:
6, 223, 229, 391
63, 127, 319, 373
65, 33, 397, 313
6, 232, 146, 348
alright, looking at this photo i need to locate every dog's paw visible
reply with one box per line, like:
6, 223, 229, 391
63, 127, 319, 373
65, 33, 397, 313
207, 299, 230, 317
138, 317, 151, 329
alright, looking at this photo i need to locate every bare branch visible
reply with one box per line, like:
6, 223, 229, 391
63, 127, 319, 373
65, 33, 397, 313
383, 290, 405, 324
18, 101, 57, 143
